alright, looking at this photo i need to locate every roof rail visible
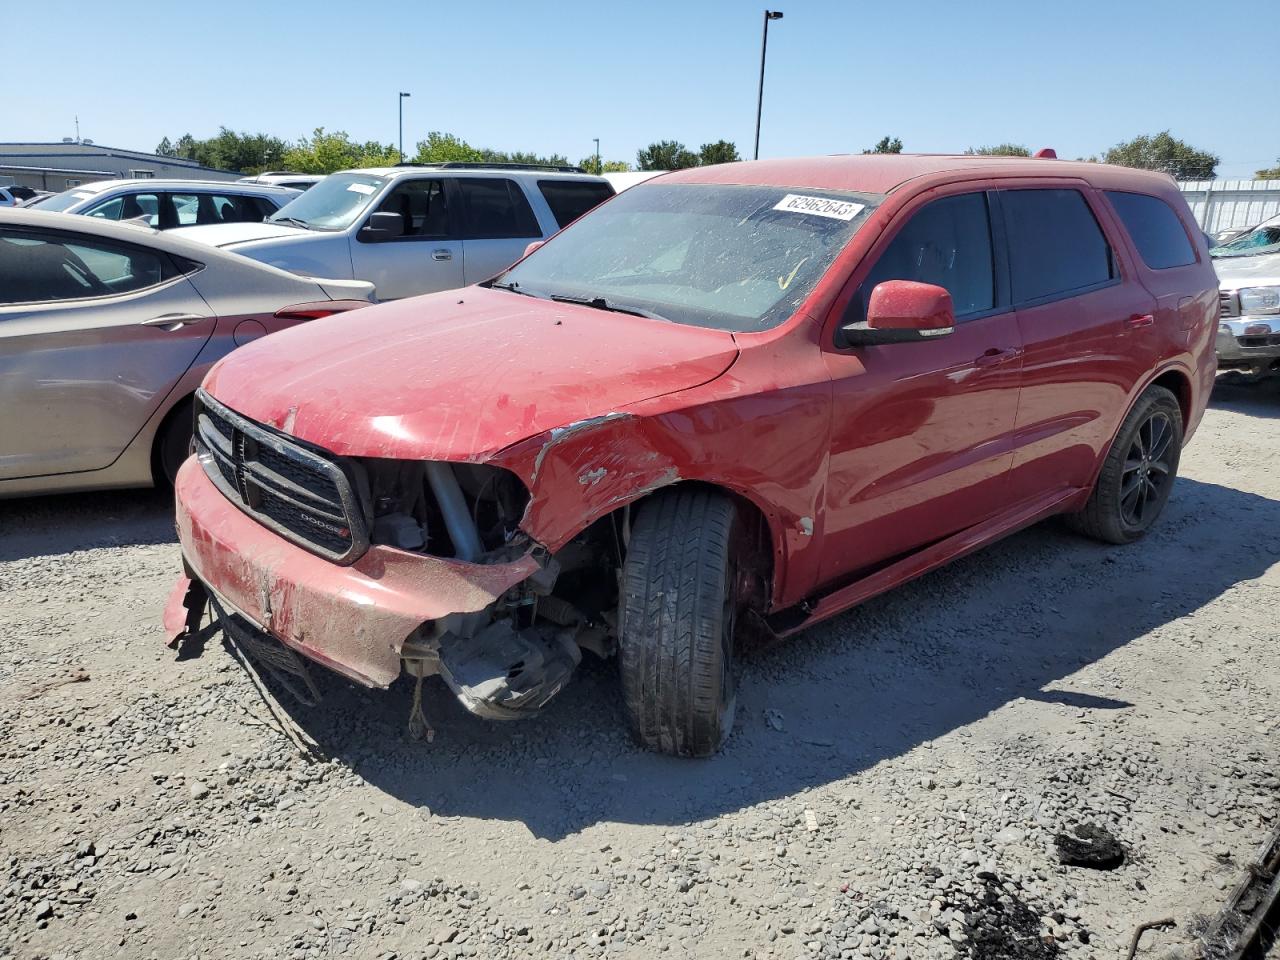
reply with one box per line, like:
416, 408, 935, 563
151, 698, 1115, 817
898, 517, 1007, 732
256, 170, 307, 176
394, 161, 587, 174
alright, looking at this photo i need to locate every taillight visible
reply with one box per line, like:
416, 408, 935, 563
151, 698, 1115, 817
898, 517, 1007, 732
273, 299, 371, 321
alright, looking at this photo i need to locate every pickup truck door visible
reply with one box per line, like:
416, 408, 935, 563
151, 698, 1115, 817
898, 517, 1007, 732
349, 177, 463, 300
451, 177, 546, 284
0, 225, 213, 480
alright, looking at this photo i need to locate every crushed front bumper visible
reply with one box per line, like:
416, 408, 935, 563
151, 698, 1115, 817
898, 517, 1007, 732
1216, 316, 1280, 369
166, 457, 540, 687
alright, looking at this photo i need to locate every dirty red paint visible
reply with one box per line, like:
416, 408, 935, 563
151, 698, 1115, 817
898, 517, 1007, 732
171, 155, 1218, 688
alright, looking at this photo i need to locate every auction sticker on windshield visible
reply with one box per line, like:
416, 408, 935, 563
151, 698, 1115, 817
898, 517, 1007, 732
347, 183, 376, 195
773, 194, 865, 221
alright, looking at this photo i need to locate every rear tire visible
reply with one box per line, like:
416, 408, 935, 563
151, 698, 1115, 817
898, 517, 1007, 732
618, 489, 741, 757
157, 397, 195, 487
1067, 385, 1182, 544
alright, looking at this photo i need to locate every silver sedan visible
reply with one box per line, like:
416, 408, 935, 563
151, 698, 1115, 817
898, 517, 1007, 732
0, 209, 374, 498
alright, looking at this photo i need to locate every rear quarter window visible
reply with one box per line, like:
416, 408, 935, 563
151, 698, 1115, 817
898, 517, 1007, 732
537, 179, 615, 229
1002, 188, 1115, 304
1106, 191, 1197, 270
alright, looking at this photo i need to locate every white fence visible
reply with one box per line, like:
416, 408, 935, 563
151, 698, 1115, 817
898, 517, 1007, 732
1179, 179, 1280, 233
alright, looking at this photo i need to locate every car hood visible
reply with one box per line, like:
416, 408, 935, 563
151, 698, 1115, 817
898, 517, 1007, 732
203, 287, 739, 462
1213, 251, 1280, 290
169, 221, 312, 248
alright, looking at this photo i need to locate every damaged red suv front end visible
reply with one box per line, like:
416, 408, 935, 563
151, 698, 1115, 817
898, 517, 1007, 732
165, 279, 749, 719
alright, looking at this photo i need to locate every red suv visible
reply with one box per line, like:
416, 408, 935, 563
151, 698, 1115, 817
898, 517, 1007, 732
165, 155, 1217, 756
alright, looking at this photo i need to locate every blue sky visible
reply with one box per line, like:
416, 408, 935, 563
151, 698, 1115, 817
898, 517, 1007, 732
4, 0, 1272, 178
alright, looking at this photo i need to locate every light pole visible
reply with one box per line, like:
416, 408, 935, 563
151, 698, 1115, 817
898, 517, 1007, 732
398, 92, 411, 162
593, 138, 601, 174
753, 10, 783, 161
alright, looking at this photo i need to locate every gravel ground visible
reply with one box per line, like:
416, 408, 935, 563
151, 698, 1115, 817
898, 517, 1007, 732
2, 379, 1278, 960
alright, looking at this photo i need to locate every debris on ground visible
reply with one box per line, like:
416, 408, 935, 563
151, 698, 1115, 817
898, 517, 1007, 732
1054, 823, 1126, 870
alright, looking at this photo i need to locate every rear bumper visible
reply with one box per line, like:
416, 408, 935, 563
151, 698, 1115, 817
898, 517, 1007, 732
1216, 317, 1280, 364
169, 457, 539, 687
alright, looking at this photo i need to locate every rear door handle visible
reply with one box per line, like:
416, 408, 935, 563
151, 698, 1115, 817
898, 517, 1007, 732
974, 347, 1022, 368
1125, 313, 1155, 330
140, 313, 210, 331
432, 249, 452, 261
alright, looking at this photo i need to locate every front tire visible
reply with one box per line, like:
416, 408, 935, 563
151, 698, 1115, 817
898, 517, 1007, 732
1068, 385, 1182, 544
618, 489, 741, 757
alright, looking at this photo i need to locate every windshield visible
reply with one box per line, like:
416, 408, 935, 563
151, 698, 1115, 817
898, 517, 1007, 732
1211, 215, 1280, 259
38, 188, 100, 213
493, 182, 881, 331
267, 172, 385, 230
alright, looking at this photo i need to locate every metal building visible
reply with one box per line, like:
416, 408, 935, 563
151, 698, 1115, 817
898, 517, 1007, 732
1179, 179, 1280, 235
0, 142, 239, 191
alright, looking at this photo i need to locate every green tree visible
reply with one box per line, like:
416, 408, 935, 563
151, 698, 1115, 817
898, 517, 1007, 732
637, 140, 699, 171
414, 131, 483, 164
863, 136, 903, 154
1103, 131, 1218, 180
698, 140, 741, 165
282, 128, 398, 174
1257, 160, 1280, 180
577, 157, 632, 174
155, 128, 289, 173
964, 143, 1030, 157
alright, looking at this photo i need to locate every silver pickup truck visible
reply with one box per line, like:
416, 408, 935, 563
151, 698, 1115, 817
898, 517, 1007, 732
1213, 213, 1280, 378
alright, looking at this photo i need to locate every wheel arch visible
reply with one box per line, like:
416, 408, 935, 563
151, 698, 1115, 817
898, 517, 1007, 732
150, 391, 196, 485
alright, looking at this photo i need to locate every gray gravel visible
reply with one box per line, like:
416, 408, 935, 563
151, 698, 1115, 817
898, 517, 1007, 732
2, 379, 1278, 960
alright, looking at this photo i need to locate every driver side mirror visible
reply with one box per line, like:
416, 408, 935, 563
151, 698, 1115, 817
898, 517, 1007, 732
358, 211, 405, 242
841, 280, 955, 346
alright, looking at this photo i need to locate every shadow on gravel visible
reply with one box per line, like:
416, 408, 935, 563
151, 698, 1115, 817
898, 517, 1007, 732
253, 477, 1280, 840
0, 488, 176, 563
1210, 374, 1280, 418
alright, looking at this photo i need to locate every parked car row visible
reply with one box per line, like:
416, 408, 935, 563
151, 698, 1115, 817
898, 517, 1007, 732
34, 178, 301, 228
156, 153, 1218, 757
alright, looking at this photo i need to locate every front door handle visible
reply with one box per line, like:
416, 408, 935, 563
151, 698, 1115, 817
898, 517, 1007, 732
1125, 313, 1155, 330
974, 346, 1022, 368
140, 313, 210, 331
431, 249, 452, 261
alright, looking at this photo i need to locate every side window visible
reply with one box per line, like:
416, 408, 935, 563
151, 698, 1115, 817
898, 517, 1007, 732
372, 179, 451, 238
0, 228, 176, 304
1105, 191, 1196, 270
87, 193, 159, 227
86, 196, 125, 220
1002, 189, 1115, 304
247, 196, 279, 220
860, 192, 995, 319
456, 178, 541, 239
171, 193, 201, 227
537, 179, 615, 229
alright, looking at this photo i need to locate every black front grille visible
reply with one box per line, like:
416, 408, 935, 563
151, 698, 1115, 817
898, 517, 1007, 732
1220, 291, 1239, 318
193, 389, 369, 564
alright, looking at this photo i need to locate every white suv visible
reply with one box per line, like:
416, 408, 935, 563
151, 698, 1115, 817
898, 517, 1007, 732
170, 163, 616, 300
36, 179, 301, 229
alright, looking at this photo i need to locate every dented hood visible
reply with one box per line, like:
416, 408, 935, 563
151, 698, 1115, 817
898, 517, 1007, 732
203, 287, 739, 461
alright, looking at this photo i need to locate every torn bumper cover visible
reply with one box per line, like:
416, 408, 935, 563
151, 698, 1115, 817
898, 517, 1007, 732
165, 457, 540, 688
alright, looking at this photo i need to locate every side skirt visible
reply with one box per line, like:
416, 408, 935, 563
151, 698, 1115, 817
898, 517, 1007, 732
768, 486, 1085, 639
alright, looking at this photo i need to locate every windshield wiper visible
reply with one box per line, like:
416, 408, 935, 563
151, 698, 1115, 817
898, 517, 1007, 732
548, 293, 670, 322
268, 216, 311, 230
486, 279, 543, 298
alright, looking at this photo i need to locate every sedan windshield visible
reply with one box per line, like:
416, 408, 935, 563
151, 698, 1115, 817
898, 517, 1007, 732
267, 173, 385, 231
493, 182, 881, 331
1211, 215, 1280, 259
